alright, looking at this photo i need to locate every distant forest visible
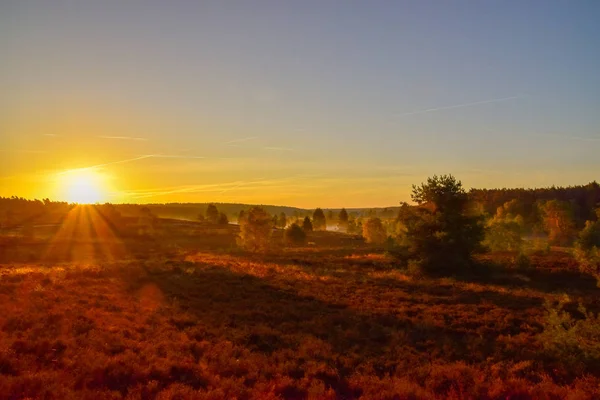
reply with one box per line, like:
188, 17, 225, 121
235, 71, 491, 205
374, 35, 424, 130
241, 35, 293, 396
469, 181, 600, 228
1, 181, 599, 229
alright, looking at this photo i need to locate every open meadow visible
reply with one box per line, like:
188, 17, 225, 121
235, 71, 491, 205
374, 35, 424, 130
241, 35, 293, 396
2, 205, 600, 399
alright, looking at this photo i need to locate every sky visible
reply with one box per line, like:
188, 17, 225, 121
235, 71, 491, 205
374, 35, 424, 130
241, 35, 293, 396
1, 0, 599, 208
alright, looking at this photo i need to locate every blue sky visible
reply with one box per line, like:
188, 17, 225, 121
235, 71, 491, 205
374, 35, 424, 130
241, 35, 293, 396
1, 1, 599, 207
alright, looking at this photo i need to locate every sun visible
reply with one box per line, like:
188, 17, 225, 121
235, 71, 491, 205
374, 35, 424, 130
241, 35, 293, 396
60, 170, 107, 204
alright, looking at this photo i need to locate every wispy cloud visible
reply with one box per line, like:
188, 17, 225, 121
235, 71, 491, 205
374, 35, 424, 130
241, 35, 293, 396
534, 133, 600, 142
56, 153, 206, 175
150, 154, 205, 159
223, 136, 257, 145
394, 95, 523, 117
98, 135, 148, 141
57, 155, 154, 174
43, 133, 59, 137
0, 149, 47, 154
264, 146, 296, 152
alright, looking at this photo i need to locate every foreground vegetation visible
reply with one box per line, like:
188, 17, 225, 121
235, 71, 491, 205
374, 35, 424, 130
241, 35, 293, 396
1, 219, 600, 398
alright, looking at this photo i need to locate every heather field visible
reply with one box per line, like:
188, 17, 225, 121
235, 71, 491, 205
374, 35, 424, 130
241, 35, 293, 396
1, 212, 600, 399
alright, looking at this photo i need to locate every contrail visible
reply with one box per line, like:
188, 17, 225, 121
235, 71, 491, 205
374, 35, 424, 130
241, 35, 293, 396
394, 95, 522, 117
57, 153, 207, 175
98, 136, 148, 141
223, 136, 257, 145
57, 155, 154, 174
150, 154, 205, 159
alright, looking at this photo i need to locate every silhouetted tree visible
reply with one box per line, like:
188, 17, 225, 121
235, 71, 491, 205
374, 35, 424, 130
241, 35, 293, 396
313, 208, 326, 231
362, 217, 387, 244
237, 210, 246, 224
327, 210, 334, 222
347, 217, 358, 234
285, 223, 306, 245
218, 212, 229, 225
302, 216, 313, 233
338, 208, 349, 232
206, 204, 219, 224
239, 206, 272, 252
277, 212, 287, 229
399, 174, 485, 274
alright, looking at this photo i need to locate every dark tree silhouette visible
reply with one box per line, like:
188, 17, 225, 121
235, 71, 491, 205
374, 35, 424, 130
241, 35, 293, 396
285, 223, 306, 245
302, 216, 313, 233
206, 204, 219, 224
338, 208, 349, 232
399, 175, 485, 274
239, 207, 272, 252
218, 212, 229, 225
277, 212, 287, 229
313, 208, 326, 231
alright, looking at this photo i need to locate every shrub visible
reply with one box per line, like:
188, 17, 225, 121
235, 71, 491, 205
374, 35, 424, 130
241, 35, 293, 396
574, 220, 600, 279
513, 253, 531, 271
238, 207, 272, 252
285, 223, 306, 245
539, 297, 600, 374
484, 221, 523, 252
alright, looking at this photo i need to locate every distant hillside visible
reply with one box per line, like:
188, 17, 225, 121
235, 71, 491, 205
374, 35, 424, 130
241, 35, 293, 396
111, 203, 402, 221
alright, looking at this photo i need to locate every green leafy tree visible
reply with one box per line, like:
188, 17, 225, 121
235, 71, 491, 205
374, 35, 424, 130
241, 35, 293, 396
285, 223, 307, 245
362, 217, 387, 244
574, 214, 600, 276
313, 208, 326, 231
239, 206, 272, 252
302, 216, 313, 233
484, 200, 525, 252
399, 175, 485, 274
338, 208, 349, 232
540, 200, 576, 246
206, 204, 219, 224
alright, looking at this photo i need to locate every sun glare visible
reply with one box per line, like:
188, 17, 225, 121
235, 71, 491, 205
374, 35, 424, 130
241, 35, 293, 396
60, 170, 107, 204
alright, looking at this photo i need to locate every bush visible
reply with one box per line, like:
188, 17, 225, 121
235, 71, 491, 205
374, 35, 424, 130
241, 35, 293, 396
285, 223, 306, 245
574, 220, 600, 280
513, 253, 531, 271
238, 207, 272, 252
484, 221, 523, 252
539, 297, 600, 375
